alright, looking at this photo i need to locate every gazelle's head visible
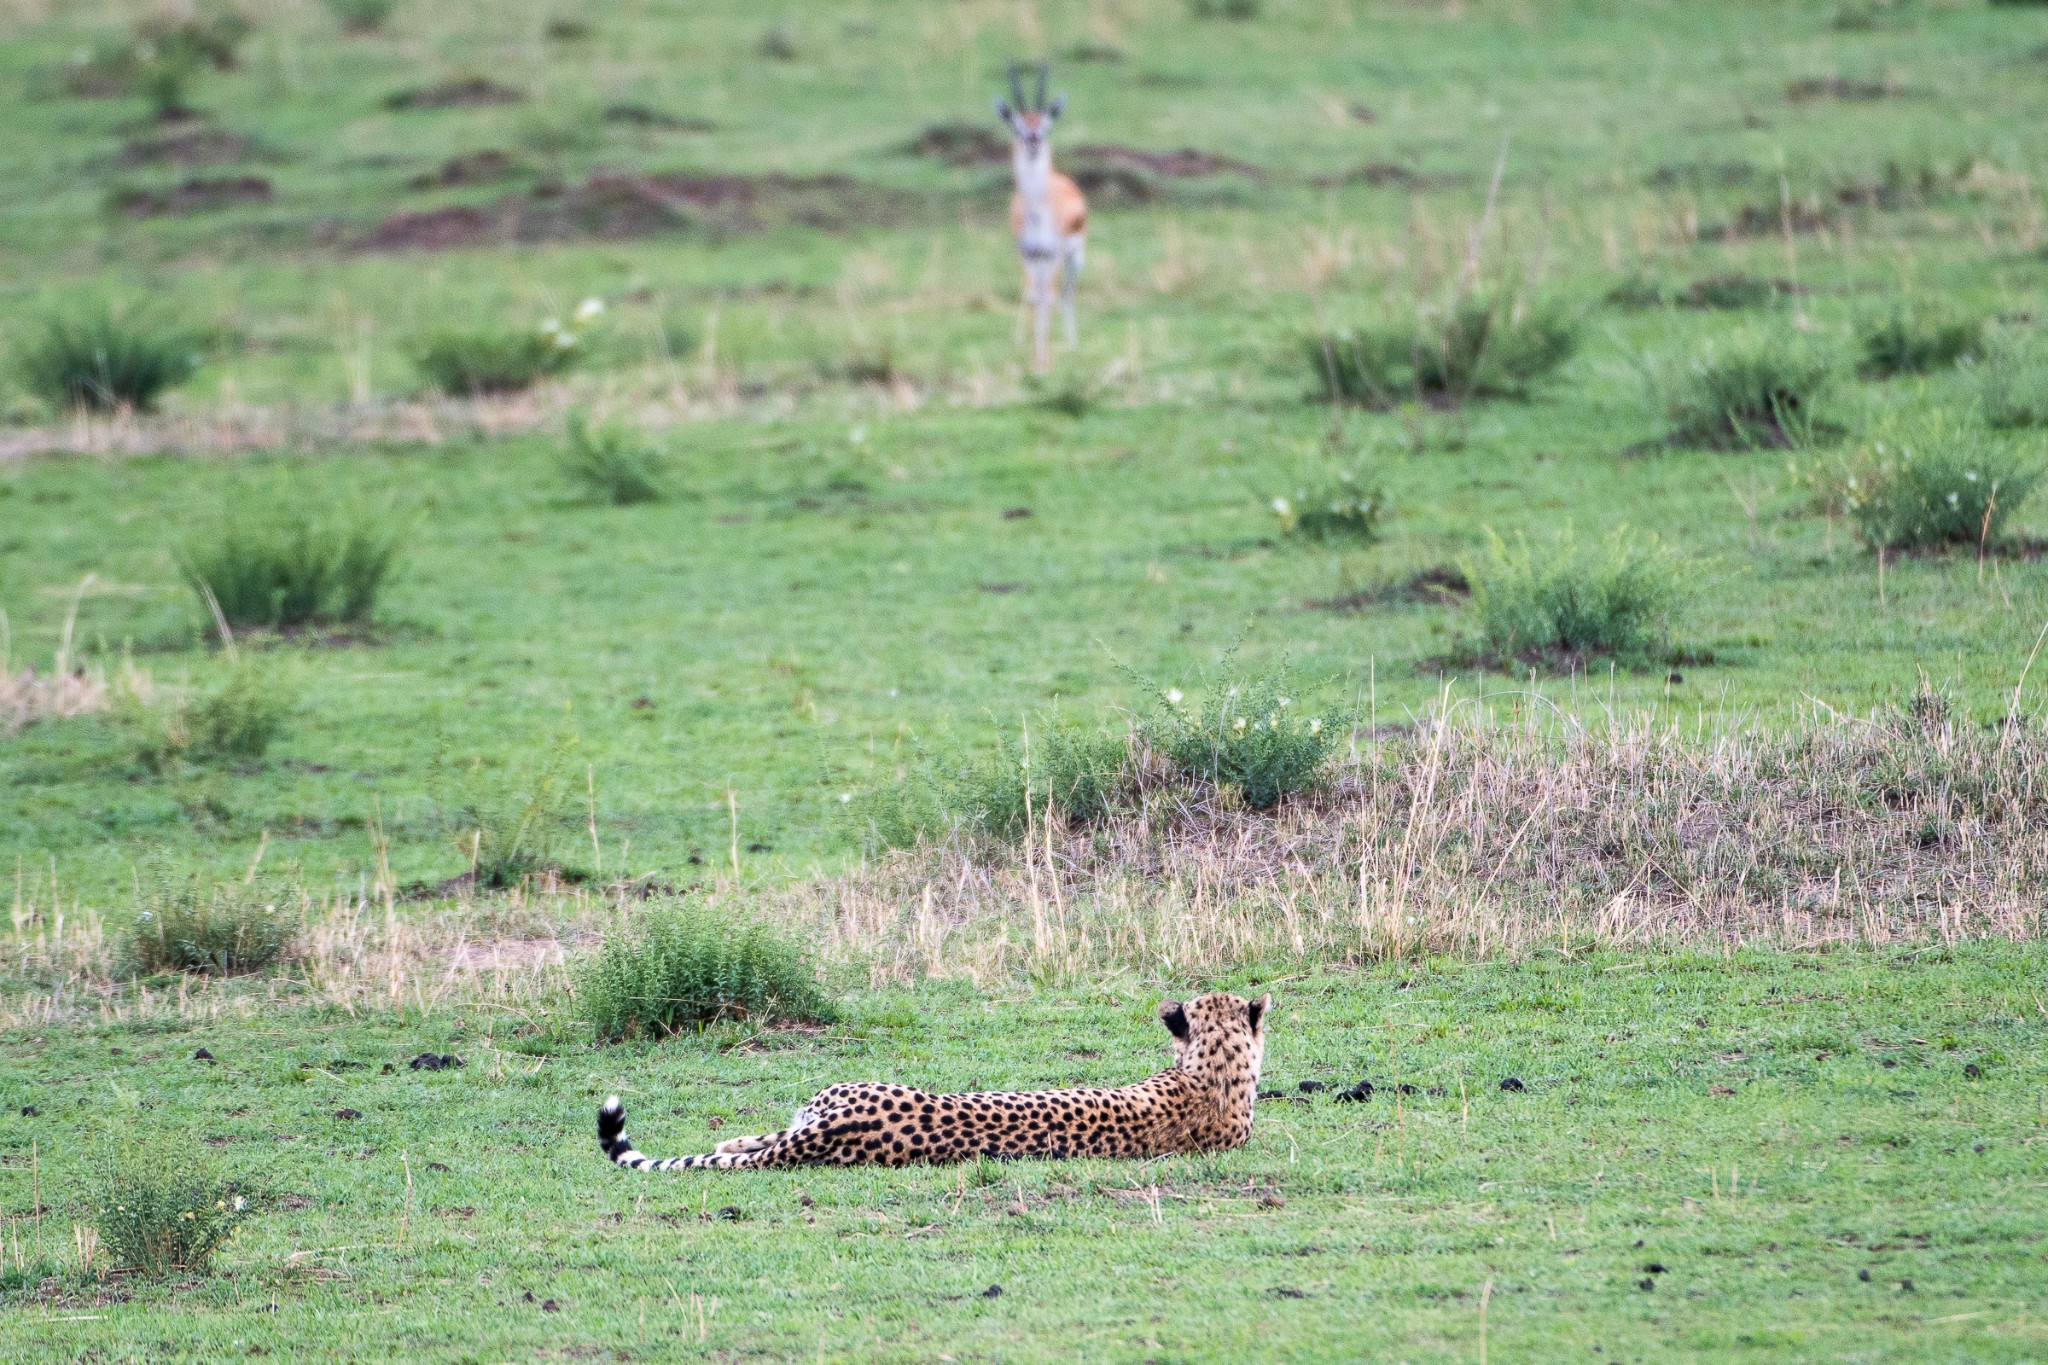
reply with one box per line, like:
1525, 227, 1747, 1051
995, 61, 1065, 158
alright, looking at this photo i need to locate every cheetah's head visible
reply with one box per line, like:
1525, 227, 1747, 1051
1158, 991, 1270, 1088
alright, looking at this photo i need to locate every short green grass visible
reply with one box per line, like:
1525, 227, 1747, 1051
2, 945, 2042, 1362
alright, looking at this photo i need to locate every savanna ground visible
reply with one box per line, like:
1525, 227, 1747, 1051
2, 0, 2047, 1358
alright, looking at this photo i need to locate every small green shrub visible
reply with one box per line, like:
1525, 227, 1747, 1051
1187, 0, 1263, 15
1604, 275, 1667, 310
180, 510, 398, 631
1857, 308, 1984, 379
1681, 275, 1787, 311
1270, 464, 1386, 543
579, 899, 834, 1040
866, 720, 1132, 848
412, 329, 573, 395
16, 309, 200, 413
133, 669, 292, 771
1309, 296, 1578, 409
1975, 332, 2048, 429
434, 735, 578, 890
325, 0, 397, 33
123, 867, 300, 975
1661, 333, 1836, 449
85, 1139, 248, 1278
1467, 528, 1684, 664
1150, 668, 1344, 810
757, 21, 799, 60
1834, 417, 2042, 552
561, 411, 664, 505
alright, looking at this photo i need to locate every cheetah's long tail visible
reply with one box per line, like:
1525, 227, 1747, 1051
597, 1095, 780, 1171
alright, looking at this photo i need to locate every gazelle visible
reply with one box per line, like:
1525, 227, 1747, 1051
996, 62, 1086, 374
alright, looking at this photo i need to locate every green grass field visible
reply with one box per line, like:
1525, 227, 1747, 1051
3, 0, 2047, 1358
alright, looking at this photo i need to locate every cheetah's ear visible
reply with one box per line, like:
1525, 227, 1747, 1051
1247, 994, 1271, 1032
1157, 1000, 1190, 1041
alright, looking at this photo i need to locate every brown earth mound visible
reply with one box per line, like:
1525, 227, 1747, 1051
408, 150, 523, 189
906, 121, 1010, 166
118, 126, 257, 167
1067, 144, 1264, 179
385, 78, 527, 110
601, 103, 716, 132
111, 175, 272, 216
355, 204, 499, 251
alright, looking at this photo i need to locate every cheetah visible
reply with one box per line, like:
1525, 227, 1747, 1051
596, 991, 1270, 1170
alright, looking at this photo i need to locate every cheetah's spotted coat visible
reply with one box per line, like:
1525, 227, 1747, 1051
596, 992, 1270, 1170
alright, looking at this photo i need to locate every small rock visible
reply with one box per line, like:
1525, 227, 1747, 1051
798, 1193, 815, 1207
1393, 1083, 1419, 1096
1258, 1193, 1286, 1209
410, 1053, 464, 1071
1499, 1077, 1526, 1092
1667, 671, 1684, 685
335, 1108, 362, 1120
1963, 1062, 1983, 1079
1899, 1279, 1915, 1292
541, 1299, 560, 1312
425, 1161, 451, 1172
1002, 507, 1032, 520
1638, 1277, 1655, 1291
1270, 1286, 1308, 1299
1974, 1143, 1986, 1153
1333, 1081, 1374, 1103
1256, 1089, 1286, 1101
521, 1290, 536, 1303
1858, 1268, 1871, 1282
1297, 1081, 1326, 1094
1643, 1262, 1667, 1274
192, 1047, 215, 1062
981, 1284, 1003, 1298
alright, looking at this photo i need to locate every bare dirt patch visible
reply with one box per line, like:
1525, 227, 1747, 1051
1784, 75, 1913, 102
355, 204, 499, 251
906, 121, 1009, 166
602, 103, 716, 132
1306, 565, 1469, 613
110, 175, 272, 216
117, 126, 258, 167
384, 78, 527, 110
408, 150, 523, 189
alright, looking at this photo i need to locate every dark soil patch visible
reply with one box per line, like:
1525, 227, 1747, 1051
1705, 200, 1836, 241
1784, 75, 1912, 102
1831, 163, 1956, 210
1068, 143, 1264, 179
906, 120, 1009, 166
355, 205, 500, 251
1061, 41, 1126, 63
118, 126, 258, 167
602, 103, 716, 132
110, 175, 272, 216
1646, 160, 1758, 189
1307, 565, 1470, 614
1311, 162, 1463, 191
409, 150, 523, 189
385, 78, 527, 110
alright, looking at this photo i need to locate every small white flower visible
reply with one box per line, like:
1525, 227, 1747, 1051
838, 793, 851, 803
1947, 491, 1961, 508
539, 318, 563, 335
575, 297, 605, 322
1165, 688, 1183, 706
1233, 717, 1248, 732
552, 331, 578, 350
1309, 718, 1323, 735
1277, 697, 1290, 708
1271, 497, 1291, 516
1965, 470, 1979, 482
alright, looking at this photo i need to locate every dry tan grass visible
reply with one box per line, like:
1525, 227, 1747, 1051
767, 702, 2048, 986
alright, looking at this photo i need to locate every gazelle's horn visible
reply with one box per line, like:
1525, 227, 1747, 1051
1007, 62, 1026, 109
1033, 62, 1049, 112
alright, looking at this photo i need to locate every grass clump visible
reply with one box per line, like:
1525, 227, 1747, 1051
179, 509, 399, 632
1309, 296, 1578, 409
1975, 331, 2048, 429
1857, 308, 1984, 379
122, 867, 301, 976
580, 898, 834, 1040
1830, 416, 2041, 553
1150, 667, 1344, 810
865, 719, 1132, 849
325, 0, 397, 34
413, 300, 600, 396
1187, 0, 1263, 15
1467, 528, 1684, 666
561, 411, 664, 505
433, 735, 580, 890
15, 308, 200, 413
1269, 462, 1387, 543
130, 668, 292, 771
1661, 333, 1836, 449
85, 1139, 248, 1278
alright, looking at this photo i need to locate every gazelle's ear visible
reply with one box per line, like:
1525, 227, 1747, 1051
1046, 94, 1066, 120
994, 98, 1014, 124
1247, 994, 1271, 1032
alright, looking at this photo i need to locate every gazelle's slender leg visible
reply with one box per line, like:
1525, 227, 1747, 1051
1059, 236, 1085, 347
1027, 255, 1056, 373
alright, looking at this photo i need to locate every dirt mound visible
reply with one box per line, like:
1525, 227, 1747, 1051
110, 175, 272, 216
408, 150, 522, 189
1708, 199, 1837, 241
1067, 144, 1263, 179
601, 103, 716, 132
1784, 75, 1911, 102
385, 78, 526, 110
1307, 565, 1469, 613
1311, 162, 1463, 191
358, 171, 915, 250
118, 126, 257, 167
355, 204, 498, 251
907, 121, 1009, 166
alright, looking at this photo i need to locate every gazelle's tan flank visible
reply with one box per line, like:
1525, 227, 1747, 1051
996, 62, 1086, 373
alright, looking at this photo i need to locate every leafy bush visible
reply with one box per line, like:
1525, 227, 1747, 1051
85, 1139, 248, 1278
1270, 463, 1386, 543
561, 411, 663, 505
412, 329, 573, 395
122, 867, 300, 975
180, 509, 398, 631
579, 899, 834, 1040
434, 735, 579, 890
1661, 333, 1836, 449
15, 308, 200, 413
1467, 528, 1684, 664
1976, 332, 2048, 430
1309, 296, 1578, 409
325, 0, 397, 33
132, 668, 292, 771
1150, 668, 1344, 809
1831, 417, 2042, 552
1857, 308, 1984, 378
